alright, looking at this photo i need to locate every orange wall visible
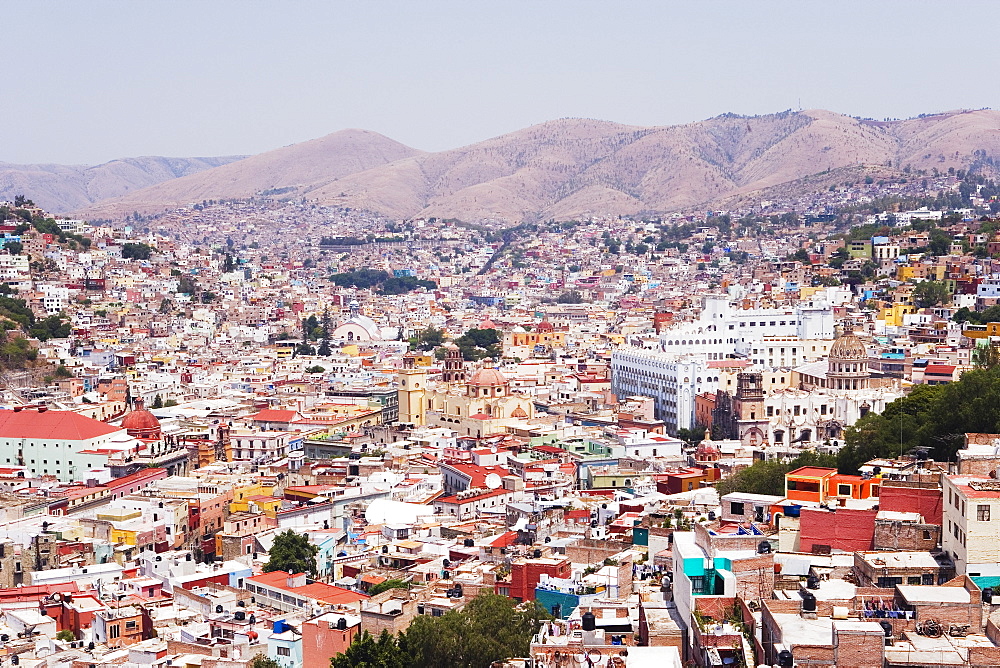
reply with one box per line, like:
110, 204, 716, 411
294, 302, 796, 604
303, 621, 359, 668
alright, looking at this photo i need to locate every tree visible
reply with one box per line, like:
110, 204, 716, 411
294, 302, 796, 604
318, 339, 332, 356
367, 578, 410, 596
331, 630, 406, 668
911, 280, 951, 308
5, 241, 23, 255
263, 529, 318, 575
249, 657, 282, 668
828, 247, 850, 269
177, 275, 198, 295
791, 248, 812, 264
974, 344, 1000, 370
927, 229, 952, 256
401, 592, 548, 668
835, 367, 1000, 472
409, 326, 445, 352
121, 242, 154, 260
454, 328, 502, 361
556, 290, 584, 304
305, 365, 326, 374
151, 394, 163, 409
716, 451, 838, 497
29, 314, 71, 341
55, 629, 76, 642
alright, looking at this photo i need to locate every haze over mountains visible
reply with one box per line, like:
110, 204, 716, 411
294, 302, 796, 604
0, 155, 245, 214
9, 109, 1000, 222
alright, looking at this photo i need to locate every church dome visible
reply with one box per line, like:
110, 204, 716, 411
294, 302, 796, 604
467, 366, 508, 387
830, 331, 867, 361
121, 398, 161, 439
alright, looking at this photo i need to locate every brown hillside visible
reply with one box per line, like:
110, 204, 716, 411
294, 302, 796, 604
72, 109, 1000, 221
77, 129, 423, 218
0, 155, 244, 213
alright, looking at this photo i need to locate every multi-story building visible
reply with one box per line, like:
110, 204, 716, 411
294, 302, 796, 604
610, 351, 716, 433
942, 474, 1000, 585
0, 406, 138, 482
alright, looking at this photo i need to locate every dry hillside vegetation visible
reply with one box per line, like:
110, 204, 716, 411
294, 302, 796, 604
70, 109, 1000, 221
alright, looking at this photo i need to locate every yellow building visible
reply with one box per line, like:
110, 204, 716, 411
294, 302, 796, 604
879, 302, 918, 327
397, 350, 535, 436
230, 481, 277, 513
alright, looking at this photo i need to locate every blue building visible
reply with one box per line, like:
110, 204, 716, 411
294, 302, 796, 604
268, 619, 303, 668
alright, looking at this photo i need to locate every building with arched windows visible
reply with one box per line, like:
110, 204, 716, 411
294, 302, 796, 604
397, 352, 535, 437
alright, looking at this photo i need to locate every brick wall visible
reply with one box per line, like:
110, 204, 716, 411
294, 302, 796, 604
833, 624, 884, 668
694, 595, 737, 621
970, 645, 1000, 667
873, 519, 940, 551
564, 538, 632, 564
693, 521, 770, 556
360, 593, 417, 636
730, 553, 775, 602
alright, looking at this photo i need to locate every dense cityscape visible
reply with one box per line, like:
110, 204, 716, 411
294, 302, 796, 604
0, 161, 998, 668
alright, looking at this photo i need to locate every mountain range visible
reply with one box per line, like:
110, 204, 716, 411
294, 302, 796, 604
7, 109, 1000, 222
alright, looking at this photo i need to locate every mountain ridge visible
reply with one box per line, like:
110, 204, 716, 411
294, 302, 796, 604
10, 108, 1000, 221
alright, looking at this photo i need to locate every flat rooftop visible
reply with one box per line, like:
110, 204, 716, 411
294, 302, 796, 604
897, 585, 970, 604
770, 612, 833, 646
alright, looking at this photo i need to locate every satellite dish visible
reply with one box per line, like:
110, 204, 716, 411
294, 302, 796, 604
484, 473, 502, 489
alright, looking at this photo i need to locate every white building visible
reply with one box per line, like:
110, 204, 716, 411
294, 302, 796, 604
942, 474, 1000, 580
0, 253, 29, 281
0, 407, 138, 482
611, 351, 718, 433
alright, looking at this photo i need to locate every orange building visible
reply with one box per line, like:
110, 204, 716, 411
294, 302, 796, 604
508, 322, 567, 348
784, 466, 881, 505
302, 612, 361, 668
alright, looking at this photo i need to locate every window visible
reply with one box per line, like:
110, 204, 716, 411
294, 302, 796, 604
730, 501, 745, 516
277, 647, 291, 656
922, 530, 932, 541
907, 576, 922, 585
838, 484, 852, 496
978, 505, 991, 522
690, 576, 705, 593
109, 625, 120, 639
125, 620, 137, 630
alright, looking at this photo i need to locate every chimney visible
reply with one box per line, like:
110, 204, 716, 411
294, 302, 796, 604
287, 573, 307, 588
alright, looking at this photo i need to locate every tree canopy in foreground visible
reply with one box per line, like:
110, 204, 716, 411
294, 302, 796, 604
331, 592, 548, 668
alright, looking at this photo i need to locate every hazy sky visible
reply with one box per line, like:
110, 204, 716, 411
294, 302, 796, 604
6, 1, 1000, 164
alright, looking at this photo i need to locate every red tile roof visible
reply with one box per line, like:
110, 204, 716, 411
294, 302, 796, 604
0, 409, 122, 441
246, 571, 368, 605
247, 409, 301, 422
